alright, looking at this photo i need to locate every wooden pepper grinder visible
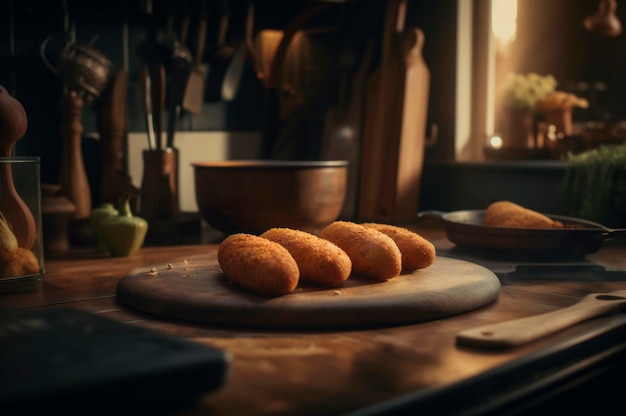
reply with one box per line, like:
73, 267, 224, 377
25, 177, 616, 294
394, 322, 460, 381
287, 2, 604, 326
0, 86, 37, 249
59, 90, 91, 226
96, 66, 131, 206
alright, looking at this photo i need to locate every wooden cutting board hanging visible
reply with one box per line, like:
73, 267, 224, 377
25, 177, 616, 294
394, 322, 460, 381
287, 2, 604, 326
357, 0, 430, 223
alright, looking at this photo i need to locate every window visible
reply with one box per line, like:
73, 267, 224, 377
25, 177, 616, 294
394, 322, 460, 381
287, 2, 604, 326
462, 0, 625, 161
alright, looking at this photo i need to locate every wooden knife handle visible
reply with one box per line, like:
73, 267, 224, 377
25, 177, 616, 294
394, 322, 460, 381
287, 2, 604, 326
195, 8, 208, 66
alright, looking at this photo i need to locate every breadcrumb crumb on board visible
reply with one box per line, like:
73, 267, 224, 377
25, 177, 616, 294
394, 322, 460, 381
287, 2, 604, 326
144, 262, 199, 278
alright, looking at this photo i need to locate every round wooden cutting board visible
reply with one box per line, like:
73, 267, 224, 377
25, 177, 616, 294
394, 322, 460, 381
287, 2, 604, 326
116, 253, 501, 329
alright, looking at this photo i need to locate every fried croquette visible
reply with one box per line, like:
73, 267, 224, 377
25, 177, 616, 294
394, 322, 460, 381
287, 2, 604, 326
261, 227, 352, 287
217, 233, 299, 295
362, 223, 436, 271
484, 201, 563, 229
0, 247, 41, 278
320, 221, 402, 281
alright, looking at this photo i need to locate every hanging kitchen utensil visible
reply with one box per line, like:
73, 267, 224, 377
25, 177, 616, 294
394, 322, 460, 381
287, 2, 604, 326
150, 64, 166, 149
213, 0, 235, 61
182, 4, 209, 114
206, 0, 234, 102
40, 32, 113, 99
0, 86, 36, 250
221, 0, 258, 101
139, 66, 156, 150
136, 8, 164, 66
357, 0, 430, 223
357, 0, 405, 221
165, 59, 191, 148
379, 27, 429, 220
166, 39, 192, 148
261, 2, 333, 158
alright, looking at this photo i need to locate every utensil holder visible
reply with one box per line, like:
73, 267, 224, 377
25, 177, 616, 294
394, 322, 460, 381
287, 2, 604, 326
0, 157, 44, 294
139, 148, 180, 221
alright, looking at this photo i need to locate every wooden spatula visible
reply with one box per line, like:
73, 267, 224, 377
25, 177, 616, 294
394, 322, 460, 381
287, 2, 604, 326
457, 290, 626, 349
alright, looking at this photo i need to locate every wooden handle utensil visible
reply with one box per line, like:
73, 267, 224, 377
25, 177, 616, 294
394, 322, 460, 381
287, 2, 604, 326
457, 290, 626, 349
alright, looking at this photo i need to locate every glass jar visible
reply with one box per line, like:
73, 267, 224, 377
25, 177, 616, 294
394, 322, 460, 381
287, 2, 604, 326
0, 157, 44, 293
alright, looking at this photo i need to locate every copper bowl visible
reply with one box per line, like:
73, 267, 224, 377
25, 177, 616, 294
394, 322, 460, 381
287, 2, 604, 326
193, 160, 348, 235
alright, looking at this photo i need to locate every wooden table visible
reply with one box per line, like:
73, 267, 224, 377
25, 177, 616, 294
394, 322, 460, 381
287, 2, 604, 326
3, 220, 626, 415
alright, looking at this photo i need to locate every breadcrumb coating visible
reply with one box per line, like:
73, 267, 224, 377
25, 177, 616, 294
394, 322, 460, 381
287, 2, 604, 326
484, 201, 563, 229
261, 227, 352, 287
320, 221, 401, 281
0, 247, 41, 278
362, 223, 436, 271
218, 233, 299, 295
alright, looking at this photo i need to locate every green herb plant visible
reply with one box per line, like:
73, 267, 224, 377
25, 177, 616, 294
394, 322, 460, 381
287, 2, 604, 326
502, 72, 557, 111
560, 144, 626, 227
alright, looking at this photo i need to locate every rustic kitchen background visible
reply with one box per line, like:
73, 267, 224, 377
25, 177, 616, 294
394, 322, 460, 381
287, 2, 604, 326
0, 0, 453, 205
1, 0, 625, 219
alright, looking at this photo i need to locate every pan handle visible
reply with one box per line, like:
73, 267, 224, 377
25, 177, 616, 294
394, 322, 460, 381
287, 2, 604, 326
605, 228, 626, 241
417, 210, 447, 220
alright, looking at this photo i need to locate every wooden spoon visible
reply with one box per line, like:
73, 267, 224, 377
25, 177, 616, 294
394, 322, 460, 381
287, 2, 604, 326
0, 86, 36, 249
457, 289, 626, 349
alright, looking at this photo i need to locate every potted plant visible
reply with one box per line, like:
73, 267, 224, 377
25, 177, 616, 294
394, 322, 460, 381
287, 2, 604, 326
499, 72, 557, 148
560, 144, 626, 228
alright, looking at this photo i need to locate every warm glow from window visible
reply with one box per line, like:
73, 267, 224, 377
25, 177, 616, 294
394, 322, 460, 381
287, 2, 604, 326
491, 0, 517, 48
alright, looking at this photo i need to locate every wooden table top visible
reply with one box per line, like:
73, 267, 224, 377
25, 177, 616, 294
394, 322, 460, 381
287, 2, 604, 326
2, 219, 626, 415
